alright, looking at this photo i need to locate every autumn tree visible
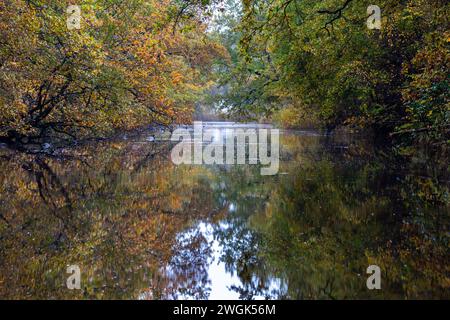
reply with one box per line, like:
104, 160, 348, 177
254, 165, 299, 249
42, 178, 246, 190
0, 0, 227, 147
214, 0, 449, 146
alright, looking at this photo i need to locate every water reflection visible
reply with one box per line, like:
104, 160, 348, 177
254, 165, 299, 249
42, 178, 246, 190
0, 123, 448, 299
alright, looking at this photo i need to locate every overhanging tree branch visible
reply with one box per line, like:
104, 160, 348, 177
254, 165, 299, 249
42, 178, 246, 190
317, 0, 353, 35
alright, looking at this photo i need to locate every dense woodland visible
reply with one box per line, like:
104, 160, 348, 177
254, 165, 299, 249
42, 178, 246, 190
0, 0, 448, 300
211, 0, 449, 149
0, 0, 449, 150
0, 0, 228, 146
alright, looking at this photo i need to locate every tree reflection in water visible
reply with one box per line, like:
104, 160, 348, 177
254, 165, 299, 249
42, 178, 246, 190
0, 135, 221, 299
0, 129, 448, 299
211, 134, 449, 299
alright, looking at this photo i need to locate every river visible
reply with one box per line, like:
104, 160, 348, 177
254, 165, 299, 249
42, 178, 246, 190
0, 122, 448, 299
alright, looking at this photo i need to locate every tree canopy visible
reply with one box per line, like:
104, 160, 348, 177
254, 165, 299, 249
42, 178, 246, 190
0, 0, 448, 148
213, 0, 449, 148
0, 0, 227, 146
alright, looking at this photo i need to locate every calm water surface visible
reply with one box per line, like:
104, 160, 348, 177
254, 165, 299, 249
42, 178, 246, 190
0, 122, 448, 299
